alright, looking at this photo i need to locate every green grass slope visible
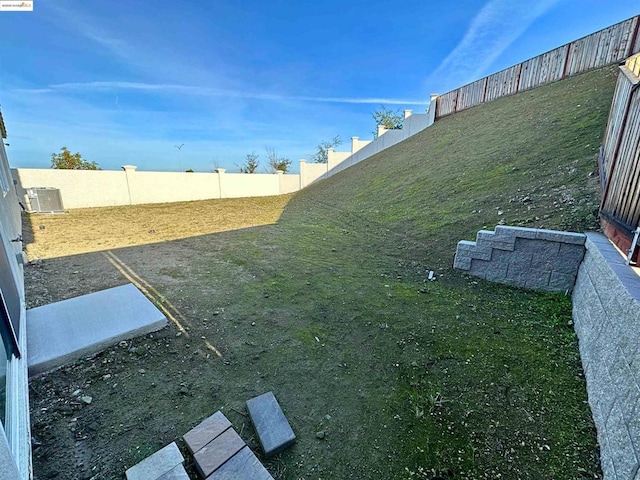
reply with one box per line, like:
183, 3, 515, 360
296, 66, 615, 264
256, 66, 617, 478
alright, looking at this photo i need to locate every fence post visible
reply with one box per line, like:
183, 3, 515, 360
216, 168, 225, 199
121, 165, 136, 205
428, 95, 438, 125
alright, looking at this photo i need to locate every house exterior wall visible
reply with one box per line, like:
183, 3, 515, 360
0, 137, 31, 480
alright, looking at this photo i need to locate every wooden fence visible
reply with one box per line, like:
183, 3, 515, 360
600, 53, 640, 258
436, 15, 640, 119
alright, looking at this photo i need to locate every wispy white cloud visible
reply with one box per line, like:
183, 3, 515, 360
14, 81, 429, 105
428, 0, 562, 92
41, 2, 131, 60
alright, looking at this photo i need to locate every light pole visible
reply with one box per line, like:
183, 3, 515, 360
174, 143, 184, 172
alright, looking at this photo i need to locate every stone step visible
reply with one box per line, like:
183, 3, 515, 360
246, 391, 296, 458
184, 411, 232, 455
206, 446, 273, 480
193, 426, 246, 478
125, 442, 184, 480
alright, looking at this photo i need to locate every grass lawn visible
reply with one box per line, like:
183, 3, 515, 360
26, 66, 617, 479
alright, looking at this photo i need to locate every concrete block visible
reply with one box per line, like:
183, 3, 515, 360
595, 322, 619, 371
535, 229, 586, 245
587, 359, 616, 424
246, 391, 296, 458
475, 230, 495, 241
482, 262, 509, 283
467, 258, 491, 279
476, 230, 514, 251
476, 230, 513, 251
194, 428, 246, 478
207, 446, 274, 480
610, 304, 640, 360
514, 238, 560, 257
608, 350, 634, 399
626, 398, 640, 455
601, 457, 616, 480
157, 465, 190, 480
491, 249, 533, 268
548, 271, 576, 293
184, 411, 232, 454
604, 402, 640, 478
523, 270, 551, 290
551, 257, 584, 276
453, 254, 472, 271
126, 442, 183, 480
559, 242, 586, 263
457, 240, 492, 261
628, 344, 640, 389
494, 225, 538, 241
504, 264, 530, 288
27, 284, 167, 376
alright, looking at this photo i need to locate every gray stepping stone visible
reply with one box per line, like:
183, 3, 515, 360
246, 391, 296, 458
157, 464, 190, 480
184, 411, 232, 454
27, 283, 167, 376
125, 442, 184, 480
206, 446, 274, 480
194, 427, 245, 478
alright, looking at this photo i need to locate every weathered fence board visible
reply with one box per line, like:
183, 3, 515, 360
457, 78, 486, 111
485, 64, 521, 102
600, 53, 640, 255
436, 90, 458, 118
609, 89, 640, 219
519, 45, 568, 91
435, 15, 640, 120
602, 73, 634, 180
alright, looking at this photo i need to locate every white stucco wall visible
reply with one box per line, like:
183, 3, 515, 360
12, 168, 301, 210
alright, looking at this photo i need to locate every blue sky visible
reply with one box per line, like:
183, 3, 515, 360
0, 1, 637, 173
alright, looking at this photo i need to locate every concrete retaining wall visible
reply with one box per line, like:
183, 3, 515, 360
572, 233, 640, 479
454, 226, 586, 292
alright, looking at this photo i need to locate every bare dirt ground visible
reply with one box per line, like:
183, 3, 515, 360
25, 196, 298, 479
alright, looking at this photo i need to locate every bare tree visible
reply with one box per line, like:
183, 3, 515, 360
372, 105, 403, 138
266, 146, 292, 173
310, 135, 342, 164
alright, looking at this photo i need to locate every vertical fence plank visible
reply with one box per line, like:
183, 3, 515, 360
434, 15, 640, 121
601, 60, 640, 238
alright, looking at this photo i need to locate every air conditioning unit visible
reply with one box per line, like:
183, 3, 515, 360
27, 187, 64, 213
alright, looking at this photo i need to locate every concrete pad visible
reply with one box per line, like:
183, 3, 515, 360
125, 442, 183, 480
184, 411, 232, 454
194, 427, 245, 478
27, 283, 167, 376
207, 446, 273, 480
246, 391, 296, 458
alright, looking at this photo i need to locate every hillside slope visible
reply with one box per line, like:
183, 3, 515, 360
27, 66, 618, 480
292, 66, 616, 265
